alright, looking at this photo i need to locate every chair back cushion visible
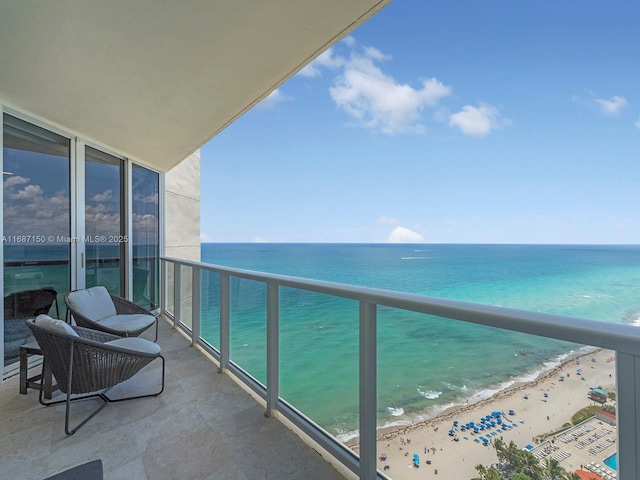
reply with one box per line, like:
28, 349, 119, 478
67, 286, 117, 321
35, 314, 78, 337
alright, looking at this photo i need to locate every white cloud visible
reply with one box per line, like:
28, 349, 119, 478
7, 183, 43, 200
329, 47, 452, 134
253, 236, 268, 243
377, 216, 400, 226
201, 232, 214, 242
4, 175, 29, 188
91, 189, 113, 202
449, 104, 502, 137
388, 226, 425, 243
635, 117, 640, 129
258, 88, 291, 109
298, 47, 345, 77
134, 192, 158, 204
594, 95, 628, 115
3, 180, 69, 237
343, 36, 356, 48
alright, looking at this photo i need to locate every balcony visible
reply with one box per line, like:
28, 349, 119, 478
0, 317, 347, 479
2, 256, 639, 479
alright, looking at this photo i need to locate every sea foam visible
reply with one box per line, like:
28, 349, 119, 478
418, 388, 442, 400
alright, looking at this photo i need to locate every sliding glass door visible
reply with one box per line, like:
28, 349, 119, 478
3, 114, 70, 366
132, 165, 159, 309
84, 146, 125, 296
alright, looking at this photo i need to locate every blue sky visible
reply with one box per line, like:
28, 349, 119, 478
201, 1, 640, 244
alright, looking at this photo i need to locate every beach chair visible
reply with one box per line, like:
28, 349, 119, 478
65, 286, 158, 341
27, 316, 164, 435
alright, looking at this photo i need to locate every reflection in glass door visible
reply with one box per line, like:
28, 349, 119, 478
132, 165, 159, 309
3, 114, 70, 366
85, 147, 124, 296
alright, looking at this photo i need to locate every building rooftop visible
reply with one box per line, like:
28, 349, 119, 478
0, 318, 346, 480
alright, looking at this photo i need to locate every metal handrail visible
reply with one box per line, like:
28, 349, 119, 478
160, 255, 640, 480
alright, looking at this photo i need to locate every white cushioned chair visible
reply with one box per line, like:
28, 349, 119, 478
27, 315, 164, 435
65, 286, 158, 341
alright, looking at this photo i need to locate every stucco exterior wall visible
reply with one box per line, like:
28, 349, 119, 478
165, 149, 201, 262
164, 150, 201, 323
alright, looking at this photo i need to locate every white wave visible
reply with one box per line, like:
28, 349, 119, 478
387, 406, 405, 417
335, 428, 360, 443
442, 382, 467, 392
418, 388, 442, 400
400, 256, 433, 260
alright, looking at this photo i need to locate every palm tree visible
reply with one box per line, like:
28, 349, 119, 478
513, 449, 543, 479
542, 458, 563, 480
473, 464, 506, 480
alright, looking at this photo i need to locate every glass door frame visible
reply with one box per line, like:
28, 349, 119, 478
75, 139, 130, 297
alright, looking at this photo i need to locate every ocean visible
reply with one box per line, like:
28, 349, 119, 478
199, 243, 640, 440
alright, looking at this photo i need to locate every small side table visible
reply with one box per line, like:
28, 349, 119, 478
19, 341, 58, 399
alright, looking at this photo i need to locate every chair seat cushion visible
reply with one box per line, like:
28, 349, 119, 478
105, 337, 161, 354
36, 314, 79, 337
97, 314, 156, 334
67, 286, 117, 321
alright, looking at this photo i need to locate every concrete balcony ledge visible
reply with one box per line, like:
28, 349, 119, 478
0, 318, 346, 480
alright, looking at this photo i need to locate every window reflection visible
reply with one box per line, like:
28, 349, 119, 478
132, 165, 159, 309
3, 114, 70, 365
85, 147, 124, 296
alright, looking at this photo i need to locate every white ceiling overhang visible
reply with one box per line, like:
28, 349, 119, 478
0, 0, 390, 171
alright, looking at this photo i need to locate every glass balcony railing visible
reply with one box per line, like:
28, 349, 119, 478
160, 256, 639, 480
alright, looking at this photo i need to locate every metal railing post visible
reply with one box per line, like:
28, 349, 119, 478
191, 266, 201, 346
173, 262, 181, 327
359, 301, 377, 480
159, 259, 165, 314
616, 351, 639, 479
219, 273, 230, 373
266, 282, 279, 417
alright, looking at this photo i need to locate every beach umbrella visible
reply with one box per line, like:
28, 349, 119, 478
453, 420, 458, 426
430, 447, 436, 454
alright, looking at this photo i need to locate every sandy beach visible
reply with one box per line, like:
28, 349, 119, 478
352, 348, 617, 479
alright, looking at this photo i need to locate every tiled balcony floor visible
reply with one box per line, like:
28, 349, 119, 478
0, 319, 347, 480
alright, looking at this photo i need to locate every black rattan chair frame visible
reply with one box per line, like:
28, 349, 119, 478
26, 319, 164, 435
65, 290, 158, 341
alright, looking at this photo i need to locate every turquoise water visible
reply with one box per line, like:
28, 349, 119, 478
604, 452, 617, 470
199, 244, 640, 438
